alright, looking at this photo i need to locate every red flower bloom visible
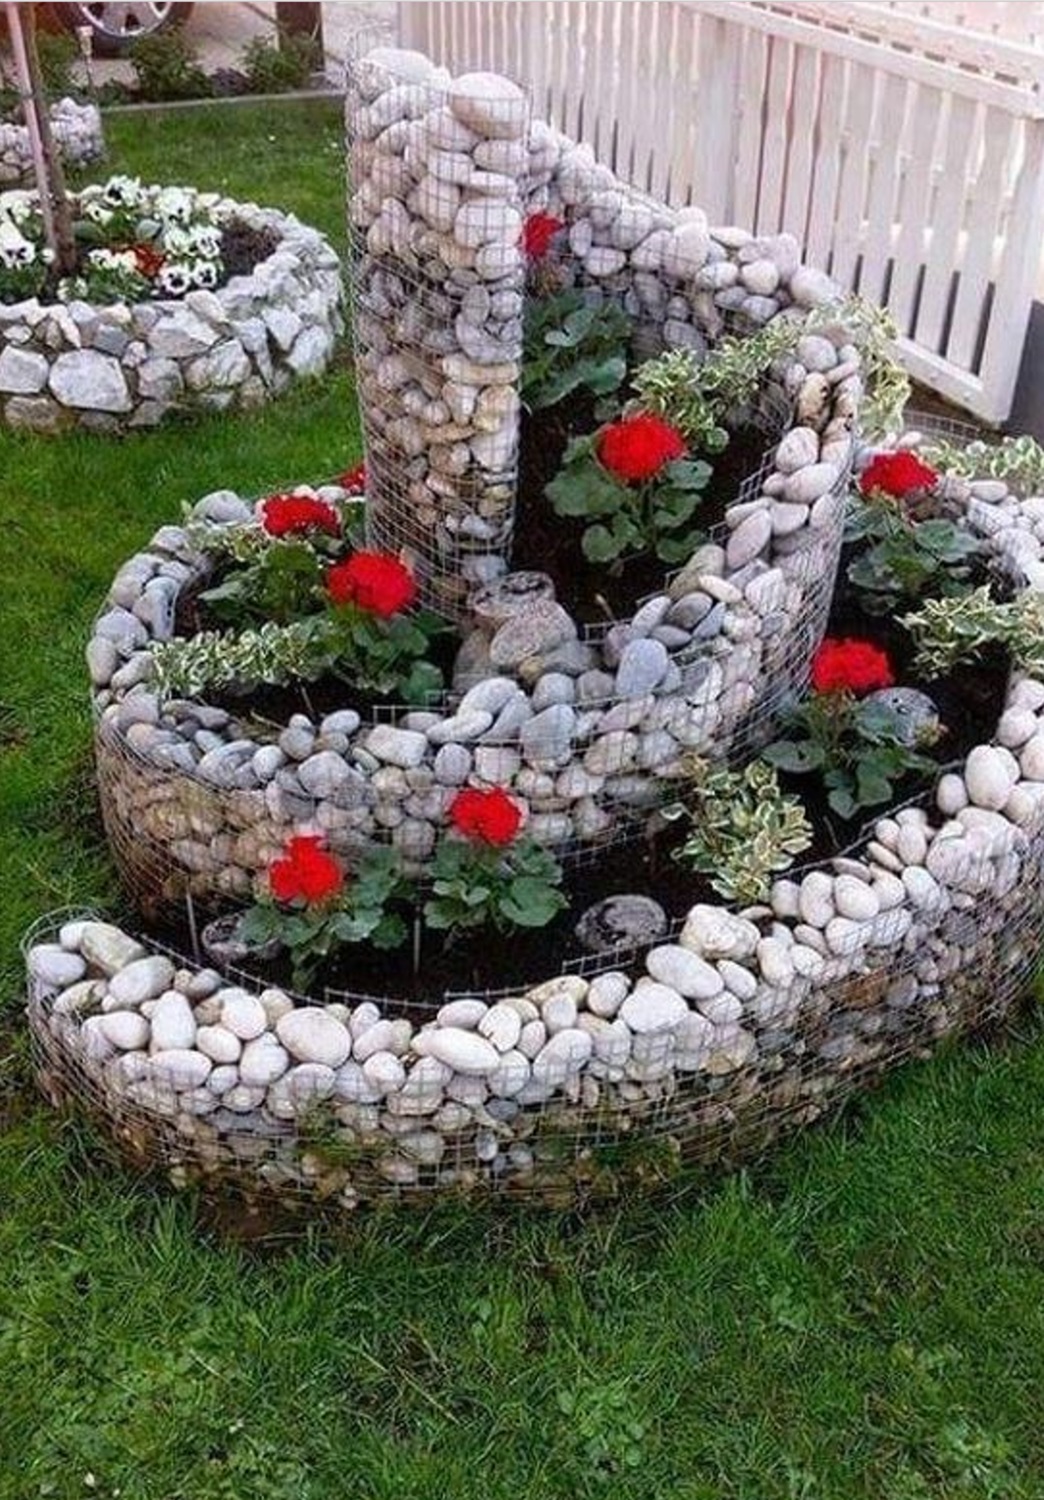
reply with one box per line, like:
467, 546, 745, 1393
597, 412, 687, 484
326, 550, 417, 617
811, 637, 895, 695
859, 450, 938, 499
268, 835, 344, 905
130, 242, 165, 277
449, 787, 523, 847
261, 493, 340, 538
339, 461, 366, 494
521, 211, 564, 261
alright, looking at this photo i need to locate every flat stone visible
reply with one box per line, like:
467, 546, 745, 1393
149, 1048, 212, 1089
79, 923, 146, 976
49, 349, 131, 412
489, 601, 577, 669
449, 71, 527, 139
99, 1011, 150, 1050
726, 509, 771, 569
0, 345, 48, 394
364, 724, 429, 768
107, 955, 175, 1008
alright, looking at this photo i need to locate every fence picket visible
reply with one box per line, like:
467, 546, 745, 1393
914, 93, 977, 352
782, 42, 821, 244
859, 71, 910, 304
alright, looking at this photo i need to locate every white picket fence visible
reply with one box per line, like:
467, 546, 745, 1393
396, 0, 1044, 424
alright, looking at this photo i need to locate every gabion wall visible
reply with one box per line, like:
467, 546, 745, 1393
89, 47, 858, 910
0, 98, 103, 186
25, 446, 1044, 1203
0, 200, 343, 434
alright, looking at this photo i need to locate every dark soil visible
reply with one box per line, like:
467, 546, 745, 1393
513, 398, 775, 624
218, 221, 282, 279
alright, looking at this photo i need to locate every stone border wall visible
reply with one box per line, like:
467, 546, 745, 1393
0, 200, 343, 433
25, 447, 1044, 1205
0, 98, 104, 186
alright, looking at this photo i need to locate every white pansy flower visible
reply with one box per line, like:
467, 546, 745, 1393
102, 174, 144, 209
157, 262, 192, 297
152, 186, 195, 226
0, 218, 35, 268
191, 259, 218, 289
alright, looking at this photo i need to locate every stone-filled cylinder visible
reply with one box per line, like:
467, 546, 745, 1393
345, 46, 530, 615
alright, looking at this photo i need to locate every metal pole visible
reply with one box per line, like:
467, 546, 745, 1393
4, 1, 56, 254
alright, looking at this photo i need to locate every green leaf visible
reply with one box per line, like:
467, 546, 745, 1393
662, 458, 712, 490
499, 876, 567, 928
762, 739, 826, 773
827, 785, 858, 819
582, 524, 625, 563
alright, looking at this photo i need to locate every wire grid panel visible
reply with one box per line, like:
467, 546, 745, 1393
25, 827, 1044, 1210
345, 46, 532, 617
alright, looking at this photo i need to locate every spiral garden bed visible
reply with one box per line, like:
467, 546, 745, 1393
21, 47, 1044, 1211
0, 178, 342, 433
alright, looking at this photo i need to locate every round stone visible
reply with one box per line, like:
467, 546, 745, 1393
832, 875, 880, 922
645, 945, 724, 1000
964, 744, 1019, 810
415, 1027, 500, 1075
239, 1033, 290, 1087
220, 990, 268, 1040
28, 945, 86, 989
149, 992, 196, 1051
195, 1025, 242, 1064
276, 1007, 352, 1068
679, 904, 760, 960
99, 1011, 150, 1051
449, 72, 527, 139
620, 980, 689, 1034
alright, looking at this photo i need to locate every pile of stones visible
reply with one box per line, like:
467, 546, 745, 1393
0, 199, 342, 433
0, 97, 103, 185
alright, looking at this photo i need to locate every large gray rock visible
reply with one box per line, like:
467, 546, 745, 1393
49, 350, 131, 412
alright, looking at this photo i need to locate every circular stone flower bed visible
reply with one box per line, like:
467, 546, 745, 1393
0, 176, 342, 432
21, 47, 1044, 1211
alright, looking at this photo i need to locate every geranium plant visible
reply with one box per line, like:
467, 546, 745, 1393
424, 788, 567, 937
764, 638, 939, 820
199, 493, 345, 627
237, 836, 409, 991
521, 287, 630, 413
546, 410, 712, 565
846, 450, 979, 610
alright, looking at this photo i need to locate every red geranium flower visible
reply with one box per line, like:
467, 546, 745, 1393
859, 450, 938, 499
268, 835, 344, 905
811, 638, 895, 695
521, 211, 564, 261
449, 787, 523, 847
261, 493, 340, 538
339, 461, 366, 494
326, 550, 417, 617
597, 412, 687, 484
130, 242, 165, 278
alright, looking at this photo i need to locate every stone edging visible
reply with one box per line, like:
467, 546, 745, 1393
26, 444, 1044, 1205
0, 98, 103, 185
0, 198, 343, 433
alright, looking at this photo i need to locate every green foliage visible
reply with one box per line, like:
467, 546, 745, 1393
903, 585, 1044, 680
150, 603, 447, 706
546, 433, 711, 566
815, 296, 910, 437
199, 540, 331, 627
129, 30, 212, 101
424, 837, 566, 937
662, 758, 812, 905
239, 846, 409, 991
845, 495, 979, 612
35, 30, 82, 102
765, 692, 939, 821
921, 432, 1044, 494
521, 289, 630, 412
555, 1378, 649, 1480
240, 30, 319, 94
633, 318, 799, 451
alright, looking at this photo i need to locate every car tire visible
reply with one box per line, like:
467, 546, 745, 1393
42, 3, 194, 58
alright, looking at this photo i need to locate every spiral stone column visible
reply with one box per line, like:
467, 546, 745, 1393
345, 46, 530, 616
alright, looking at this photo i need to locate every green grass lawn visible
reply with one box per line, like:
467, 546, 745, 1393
2, 98, 1044, 1500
